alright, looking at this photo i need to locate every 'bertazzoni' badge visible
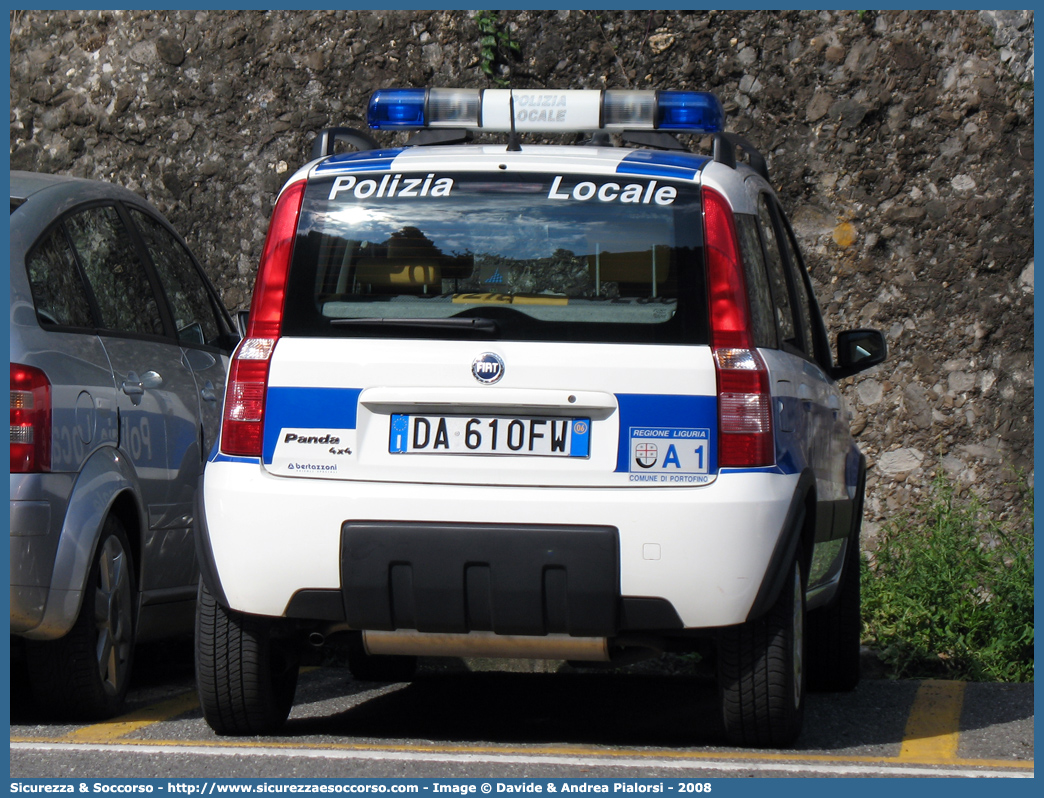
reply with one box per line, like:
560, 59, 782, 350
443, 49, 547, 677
472, 352, 505, 384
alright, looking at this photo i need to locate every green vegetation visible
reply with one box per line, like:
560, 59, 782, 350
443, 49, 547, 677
473, 10, 521, 87
861, 474, 1034, 682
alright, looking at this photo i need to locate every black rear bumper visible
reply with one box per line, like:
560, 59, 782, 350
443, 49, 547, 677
282, 521, 684, 635
342, 521, 619, 637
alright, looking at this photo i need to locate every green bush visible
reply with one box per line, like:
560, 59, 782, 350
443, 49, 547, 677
473, 11, 521, 87
861, 474, 1034, 682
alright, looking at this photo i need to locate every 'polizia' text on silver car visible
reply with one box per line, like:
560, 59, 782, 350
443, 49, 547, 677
10, 171, 238, 718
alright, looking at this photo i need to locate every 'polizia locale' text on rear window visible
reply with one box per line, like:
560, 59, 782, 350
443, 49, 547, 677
282, 172, 707, 345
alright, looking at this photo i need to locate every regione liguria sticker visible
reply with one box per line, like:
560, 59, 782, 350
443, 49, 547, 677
629, 427, 711, 484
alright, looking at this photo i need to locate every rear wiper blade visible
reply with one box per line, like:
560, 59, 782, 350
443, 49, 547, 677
330, 317, 499, 333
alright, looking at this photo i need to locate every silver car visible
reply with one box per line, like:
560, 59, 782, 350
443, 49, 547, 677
10, 171, 238, 718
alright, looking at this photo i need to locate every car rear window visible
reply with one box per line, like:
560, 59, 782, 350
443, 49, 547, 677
281, 171, 708, 345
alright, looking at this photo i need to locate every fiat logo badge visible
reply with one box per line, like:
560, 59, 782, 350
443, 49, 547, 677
472, 352, 505, 384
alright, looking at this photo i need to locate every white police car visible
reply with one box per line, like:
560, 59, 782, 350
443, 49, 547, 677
195, 88, 886, 745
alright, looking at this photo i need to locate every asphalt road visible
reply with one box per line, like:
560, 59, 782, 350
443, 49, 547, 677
9, 641, 1034, 780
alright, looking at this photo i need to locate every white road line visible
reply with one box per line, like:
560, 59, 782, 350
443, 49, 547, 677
10, 741, 1033, 779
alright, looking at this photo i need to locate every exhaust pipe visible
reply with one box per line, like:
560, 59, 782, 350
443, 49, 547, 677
363, 630, 611, 661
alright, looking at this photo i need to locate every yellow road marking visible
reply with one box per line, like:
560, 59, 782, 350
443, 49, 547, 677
15, 674, 1027, 772
58, 667, 321, 744
899, 679, 966, 762
60, 691, 200, 744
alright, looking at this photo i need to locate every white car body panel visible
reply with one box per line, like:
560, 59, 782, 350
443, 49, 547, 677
202, 140, 863, 634
204, 460, 798, 627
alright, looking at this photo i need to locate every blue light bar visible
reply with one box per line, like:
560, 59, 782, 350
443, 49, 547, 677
368, 88, 427, 129
656, 91, 725, 132
369, 89, 483, 130
367, 88, 725, 134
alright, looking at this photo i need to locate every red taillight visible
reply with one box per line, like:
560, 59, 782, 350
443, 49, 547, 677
10, 363, 51, 473
247, 180, 306, 340
703, 188, 773, 468
219, 180, 306, 457
703, 187, 752, 351
220, 339, 275, 457
715, 348, 774, 467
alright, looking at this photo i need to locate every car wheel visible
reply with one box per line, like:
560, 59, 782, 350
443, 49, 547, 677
346, 632, 418, 682
25, 515, 136, 720
195, 582, 300, 735
717, 553, 806, 747
807, 482, 864, 692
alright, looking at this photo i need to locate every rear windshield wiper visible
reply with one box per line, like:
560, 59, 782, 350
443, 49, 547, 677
329, 317, 500, 334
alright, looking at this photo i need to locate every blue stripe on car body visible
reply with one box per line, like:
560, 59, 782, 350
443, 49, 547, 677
617, 150, 708, 181
614, 393, 718, 473
313, 149, 407, 174
262, 387, 362, 463
256, 387, 738, 474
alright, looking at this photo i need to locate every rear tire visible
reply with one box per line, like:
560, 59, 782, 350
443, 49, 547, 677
717, 554, 806, 747
25, 515, 136, 720
195, 582, 300, 735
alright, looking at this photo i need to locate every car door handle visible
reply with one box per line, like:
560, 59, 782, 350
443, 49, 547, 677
121, 372, 145, 404
798, 383, 813, 411
201, 380, 218, 403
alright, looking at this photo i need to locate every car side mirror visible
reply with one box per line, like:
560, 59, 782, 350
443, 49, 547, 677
831, 329, 887, 380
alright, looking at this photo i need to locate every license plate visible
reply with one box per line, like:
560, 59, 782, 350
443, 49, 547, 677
389, 414, 590, 457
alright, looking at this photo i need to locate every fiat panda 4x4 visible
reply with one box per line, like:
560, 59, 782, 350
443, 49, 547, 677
196, 88, 886, 746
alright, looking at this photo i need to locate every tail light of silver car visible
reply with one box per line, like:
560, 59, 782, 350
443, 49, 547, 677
10, 362, 51, 473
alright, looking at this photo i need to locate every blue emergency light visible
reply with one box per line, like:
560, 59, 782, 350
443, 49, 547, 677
367, 88, 725, 134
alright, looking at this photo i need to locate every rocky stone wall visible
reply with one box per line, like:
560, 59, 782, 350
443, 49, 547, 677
10, 10, 1034, 537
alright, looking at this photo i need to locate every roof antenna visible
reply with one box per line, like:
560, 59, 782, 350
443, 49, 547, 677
506, 90, 522, 152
